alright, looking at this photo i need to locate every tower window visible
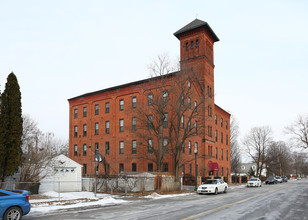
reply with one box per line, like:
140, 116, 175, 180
185, 42, 189, 51
196, 40, 199, 48
191, 41, 194, 49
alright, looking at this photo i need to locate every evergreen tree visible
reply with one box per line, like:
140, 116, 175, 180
0, 72, 23, 182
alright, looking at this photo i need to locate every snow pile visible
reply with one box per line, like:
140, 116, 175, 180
144, 192, 193, 200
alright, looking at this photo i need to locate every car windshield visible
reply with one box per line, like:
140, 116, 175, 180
267, 177, 274, 180
203, 180, 217, 184
249, 178, 257, 181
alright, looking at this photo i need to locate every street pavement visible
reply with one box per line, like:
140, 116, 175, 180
24, 178, 308, 220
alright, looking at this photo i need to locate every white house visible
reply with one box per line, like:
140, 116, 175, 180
39, 154, 83, 193
232, 162, 267, 177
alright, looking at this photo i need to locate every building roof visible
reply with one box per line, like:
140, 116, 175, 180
173, 19, 219, 42
68, 71, 179, 101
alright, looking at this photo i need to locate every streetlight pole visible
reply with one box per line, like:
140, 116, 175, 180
194, 144, 198, 191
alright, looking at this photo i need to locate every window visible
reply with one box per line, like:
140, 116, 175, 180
132, 140, 137, 154
188, 81, 191, 88
196, 39, 199, 48
188, 120, 191, 130
83, 124, 87, 137
163, 113, 168, 128
194, 101, 197, 112
185, 42, 189, 51
226, 150, 229, 161
83, 164, 87, 175
163, 138, 168, 152
132, 117, 136, 131
215, 115, 217, 124
119, 141, 124, 154
148, 94, 153, 105
226, 134, 229, 145
181, 95, 184, 105
132, 163, 137, 172
119, 99, 124, 111
191, 41, 194, 49
74, 145, 77, 156
132, 97, 137, 108
221, 149, 223, 160
148, 139, 153, 153
119, 119, 124, 132
105, 142, 110, 155
182, 165, 185, 175
189, 141, 192, 154
74, 109, 78, 118
83, 144, 87, 156
95, 122, 99, 135
215, 130, 218, 142
148, 115, 153, 129
105, 121, 110, 134
195, 142, 198, 154
209, 87, 212, 98
163, 91, 168, 102
216, 148, 218, 159
83, 107, 87, 117
119, 164, 124, 173
221, 167, 224, 176
181, 115, 184, 128
105, 102, 110, 113
74, 126, 78, 137
208, 105, 212, 116
163, 163, 168, 172
95, 104, 99, 115
195, 121, 198, 133
148, 163, 153, 172
221, 118, 223, 127
226, 120, 228, 130
221, 132, 223, 144
188, 98, 191, 108
182, 143, 185, 153
95, 143, 99, 154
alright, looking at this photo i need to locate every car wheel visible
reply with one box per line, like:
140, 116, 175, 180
215, 188, 218, 195
260, 184, 262, 187
224, 187, 227, 193
4, 206, 22, 220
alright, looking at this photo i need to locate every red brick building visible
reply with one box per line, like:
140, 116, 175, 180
68, 19, 231, 179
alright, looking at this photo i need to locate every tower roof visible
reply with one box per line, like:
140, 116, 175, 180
173, 19, 219, 42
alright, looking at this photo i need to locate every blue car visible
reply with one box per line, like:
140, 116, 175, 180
0, 189, 31, 220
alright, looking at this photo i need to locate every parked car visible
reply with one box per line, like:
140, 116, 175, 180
297, 176, 302, 180
197, 179, 228, 195
281, 176, 288, 182
265, 177, 278, 184
0, 189, 31, 220
247, 178, 262, 187
275, 176, 283, 183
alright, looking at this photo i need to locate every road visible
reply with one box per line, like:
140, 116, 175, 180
25, 179, 308, 220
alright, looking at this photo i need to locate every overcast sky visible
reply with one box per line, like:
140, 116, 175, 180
1, 0, 307, 146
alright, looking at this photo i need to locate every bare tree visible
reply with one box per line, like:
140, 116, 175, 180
230, 116, 241, 174
292, 152, 308, 177
285, 114, 308, 150
131, 54, 209, 182
266, 141, 292, 176
243, 126, 273, 177
19, 115, 68, 182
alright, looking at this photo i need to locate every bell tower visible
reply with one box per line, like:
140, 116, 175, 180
174, 19, 219, 102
